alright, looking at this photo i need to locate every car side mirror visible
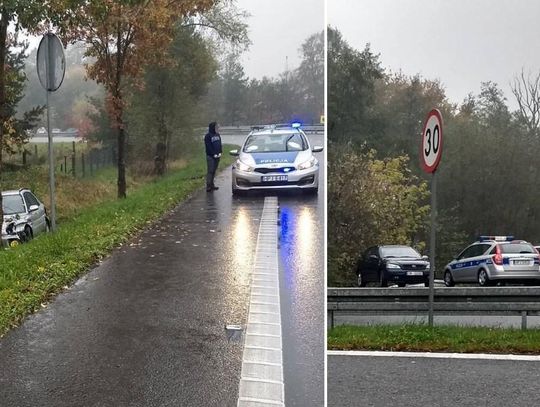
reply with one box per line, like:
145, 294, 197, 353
229, 149, 239, 156
422, 255, 429, 261
369, 255, 378, 261
312, 146, 324, 153
28, 205, 39, 212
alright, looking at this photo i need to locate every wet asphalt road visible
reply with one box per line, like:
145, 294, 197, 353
277, 137, 324, 406
328, 354, 540, 407
0, 134, 324, 406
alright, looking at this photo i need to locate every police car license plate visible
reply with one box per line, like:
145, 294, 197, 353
406, 271, 423, 276
262, 175, 288, 182
513, 260, 531, 265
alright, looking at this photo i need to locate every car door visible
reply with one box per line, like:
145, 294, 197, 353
465, 244, 491, 281
23, 192, 45, 233
32, 193, 47, 233
363, 247, 381, 282
452, 245, 476, 283
461, 244, 489, 282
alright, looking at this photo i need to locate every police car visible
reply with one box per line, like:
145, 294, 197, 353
443, 236, 540, 287
230, 123, 323, 195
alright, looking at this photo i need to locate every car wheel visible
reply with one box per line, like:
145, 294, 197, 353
232, 188, 243, 196
45, 218, 51, 233
9, 239, 20, 248
444, 270, 455, 287
379, 270, 388, 287
357, 273, 366, 287
478, 269, 491, 287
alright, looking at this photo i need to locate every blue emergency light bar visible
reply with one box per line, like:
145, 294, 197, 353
291, 122, 302, 128
477, 235, 515, 242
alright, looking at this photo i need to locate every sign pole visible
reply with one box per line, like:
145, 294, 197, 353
46, 88, 56, 231
428, 170, 437, 326
38, 32, 64, 232
45, 33, 56, 231
420, 108, 443, 328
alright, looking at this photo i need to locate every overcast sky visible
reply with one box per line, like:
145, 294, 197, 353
235, 0, 324, 79
328, 0, 540, 110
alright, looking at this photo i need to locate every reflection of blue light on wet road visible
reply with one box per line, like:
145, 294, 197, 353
279, 205, 316, 291
280, 207, 291, 242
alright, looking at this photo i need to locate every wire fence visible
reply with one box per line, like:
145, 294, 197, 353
4, 142, 116, 178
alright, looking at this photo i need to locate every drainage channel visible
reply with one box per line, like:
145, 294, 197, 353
237, 196, 284, 407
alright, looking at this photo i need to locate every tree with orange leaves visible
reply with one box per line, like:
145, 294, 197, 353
58, 0, 217, 198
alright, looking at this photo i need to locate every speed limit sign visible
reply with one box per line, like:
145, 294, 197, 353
420, 109, 443, 173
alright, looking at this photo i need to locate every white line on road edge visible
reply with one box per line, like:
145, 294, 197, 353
237, 196, 285, 407
328, 350, 540, 361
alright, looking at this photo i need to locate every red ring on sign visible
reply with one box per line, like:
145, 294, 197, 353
420, 108, 443, 173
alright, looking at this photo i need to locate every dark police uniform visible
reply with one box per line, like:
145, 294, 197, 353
204, 122, 222, 191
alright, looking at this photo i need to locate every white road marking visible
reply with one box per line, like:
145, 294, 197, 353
328, 350, 540, 361
238, 196, 284, 407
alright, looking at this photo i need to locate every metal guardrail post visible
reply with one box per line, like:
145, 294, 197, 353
522, 311, 528, 330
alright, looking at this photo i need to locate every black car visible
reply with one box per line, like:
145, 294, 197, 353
356, 245, 430, 287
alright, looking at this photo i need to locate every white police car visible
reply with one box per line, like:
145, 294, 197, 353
230, 124, 323, 195
443, 236, 540, 287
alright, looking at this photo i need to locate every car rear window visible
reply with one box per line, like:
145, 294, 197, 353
499, 243, 536, 254
2, 195, 25, 215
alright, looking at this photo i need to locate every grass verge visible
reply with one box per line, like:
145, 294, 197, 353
328, 324, 540, 354
0, 146, 236, 336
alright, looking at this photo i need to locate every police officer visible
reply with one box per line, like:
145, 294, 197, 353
204, 122, 222, 192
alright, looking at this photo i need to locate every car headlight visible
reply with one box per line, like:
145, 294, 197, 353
235, 159, 254, 172
386, 262, 401, 270
297, 157, 317, 170
425, 263, 431, 270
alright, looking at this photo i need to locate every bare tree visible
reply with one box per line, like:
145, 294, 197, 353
511, 69, 540, 137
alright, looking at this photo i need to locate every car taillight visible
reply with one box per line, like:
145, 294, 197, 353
493, 244, 503, 265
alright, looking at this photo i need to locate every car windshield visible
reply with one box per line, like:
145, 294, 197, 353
380, 246, 420, 258
500, 243, 536, 254
2, 195, 25, 215
243, 133, 307, 153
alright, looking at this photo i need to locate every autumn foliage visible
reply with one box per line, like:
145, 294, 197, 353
58, 0, 217, 197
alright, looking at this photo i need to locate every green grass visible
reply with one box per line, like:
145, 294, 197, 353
328, 324, 540, 354
0, 146, 237, 336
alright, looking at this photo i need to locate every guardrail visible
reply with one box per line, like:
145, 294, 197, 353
327, 287, 540, 330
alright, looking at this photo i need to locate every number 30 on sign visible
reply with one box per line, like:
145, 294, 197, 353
420, 109, 443, 173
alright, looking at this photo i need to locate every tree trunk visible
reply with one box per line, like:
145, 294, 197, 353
154, 101, 167, 176
154, 141, 166, 176
115, 11, 126, 199
117, 125, 126, 198
0, 10, 8, 219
